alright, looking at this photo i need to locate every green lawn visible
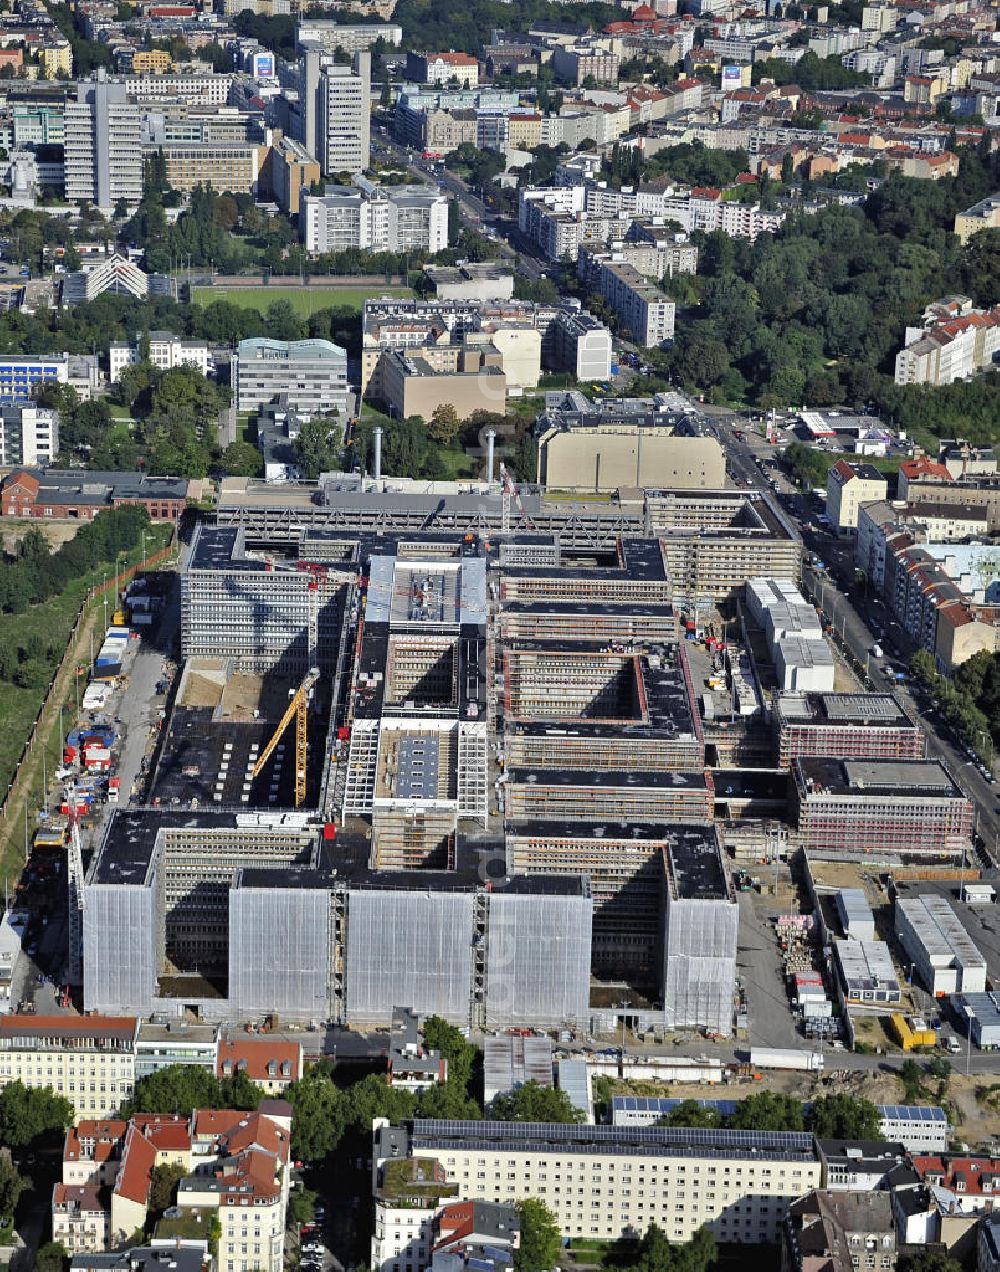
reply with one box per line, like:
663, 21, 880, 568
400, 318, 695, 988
192, 284, 413, 315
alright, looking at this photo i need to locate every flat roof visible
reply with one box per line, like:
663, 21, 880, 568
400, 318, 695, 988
412, 1118, 817, 1162
776, 692, 912, 727
665, 825, 729, 901
796, 757, 962, 799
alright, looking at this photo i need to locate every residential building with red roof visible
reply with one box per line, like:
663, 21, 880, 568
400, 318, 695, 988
217, 1039, 303, 1095
406, 51, 479, 87
52, 1182, 110, 1255
62, 1120, 128, 1188
825, 460, 888, 533
898, 457, 953, 500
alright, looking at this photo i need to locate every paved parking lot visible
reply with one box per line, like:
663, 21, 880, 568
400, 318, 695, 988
736, 892, 805, 1050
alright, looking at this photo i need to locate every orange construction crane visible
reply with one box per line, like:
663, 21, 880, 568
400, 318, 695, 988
252, 667, 320, 807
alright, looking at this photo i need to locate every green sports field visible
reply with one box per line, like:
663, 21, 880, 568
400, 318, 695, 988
191, 284, 413, 315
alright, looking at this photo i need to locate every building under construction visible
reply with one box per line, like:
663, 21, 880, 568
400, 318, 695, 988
661, 825, 738, 1036
84, 810, 593, 1030
773, 693, 926, 768
792, 758, 973, 859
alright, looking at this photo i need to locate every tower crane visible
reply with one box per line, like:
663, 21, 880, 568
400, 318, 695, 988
252, 667, 320, 808
64, 782, 86, 987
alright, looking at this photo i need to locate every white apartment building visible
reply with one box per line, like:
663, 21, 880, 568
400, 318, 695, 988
234, 337, 348, 415
108, 331, 210, 383
894, 308, 1000, 387
549, 306, 613, 381
590, 259, 675, 347
123, 73, 235, 105
0, 1015, 137, 1122
303, 185, 448, 254
379, 1120, 823, 1246
0, 404, 58, 466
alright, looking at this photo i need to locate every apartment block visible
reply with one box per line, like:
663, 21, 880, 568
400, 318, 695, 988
379, 1120, 823, 1245
0, 403, 58, 467
268, 136, 321, 217
588, 258, 675, 348
123, 74, 234, 105
0, 1015, 137, 1121
108, 331, 209, 383
552, 44, 620, 85
792, 758, 973, 858
303, 184, 449, 254
296, 20, 403, 54
953, 191, 1000, 244
826, 461, 888, 533
547, 306, 613, 381
233, 336, 348, 416
894, 298, 1000, 387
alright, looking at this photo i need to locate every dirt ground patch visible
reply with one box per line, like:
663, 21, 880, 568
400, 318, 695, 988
1, 519, 83, 554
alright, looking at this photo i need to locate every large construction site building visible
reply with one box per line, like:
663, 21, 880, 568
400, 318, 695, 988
661, 825, 738, 1035
792, 757, 973, 859
773, 693, 926, 768
84, 810, 592, 1030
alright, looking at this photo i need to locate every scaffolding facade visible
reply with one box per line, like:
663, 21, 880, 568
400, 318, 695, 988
228, 878, 331, 1021
483, 888, 592, 1029
344, 889, 475, 1026
662, 892, 739, 1036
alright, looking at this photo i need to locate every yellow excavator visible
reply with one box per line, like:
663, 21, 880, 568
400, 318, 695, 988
252, 667, 320, 807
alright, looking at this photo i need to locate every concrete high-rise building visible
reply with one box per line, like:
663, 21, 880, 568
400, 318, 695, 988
299, 47, 371, 175
64, 71, 142, 211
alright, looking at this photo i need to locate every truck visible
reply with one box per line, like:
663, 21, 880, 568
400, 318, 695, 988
750, 1047, 824, 1072
870, 643, 883, 659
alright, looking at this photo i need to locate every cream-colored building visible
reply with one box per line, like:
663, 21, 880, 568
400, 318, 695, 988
52, 1183, 109, 1255
39, 40, 73, 78
0, 1015, 137, 1122
378, 346, 507, 421
487, 327, 541, 390
538, 425, 725, 492
955, 192, 1000, 245
826, 460, 888, 532
379, 1120, 822, 1245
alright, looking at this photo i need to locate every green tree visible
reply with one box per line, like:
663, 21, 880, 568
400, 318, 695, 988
428, 401, 461, 445
292, 415, 343, 479
288, 1187, 317, 1228
149, 1162, 187, 1214
0, 1081, 74, 1148
899, 1059, 925, 1102
34, 1242, 68, 1272
490, 1081, 583, 1124
809, 1095, 882, 1140
514, 1198, 561, 1272
728, 1091, 804, 1132
127, 1065, 226, 1117
0, 1149, 27, 1222
285, 1070, 348, 1163
658, 1100, 721, 1129
422, 1016, 476, 1094
220, 440, 264, 478
898, 1253, 963, 1272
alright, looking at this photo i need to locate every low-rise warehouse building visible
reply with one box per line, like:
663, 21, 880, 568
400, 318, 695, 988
836, 888, 876, 941
952, 992, 1000, 1049
833, 938, 901, 1005
895, 894, 987, 996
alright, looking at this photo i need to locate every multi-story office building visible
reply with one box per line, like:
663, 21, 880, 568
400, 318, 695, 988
64, 72, 142, 211
296, 20, 403, 53
0, 404, 58, 467
377, 1120, 823, 1245
108, 331, 210, 383
298, 49, 371, 175
233, 336, 348, 416
12, 105, 64, 148
302, 184, 449, 254
772, 693, 925, 768
156, 141, 265, 195
791, 758, 974, 858
269, 135, 321, 216
123, 74, 234, 105
0, 1015, 137, 1121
